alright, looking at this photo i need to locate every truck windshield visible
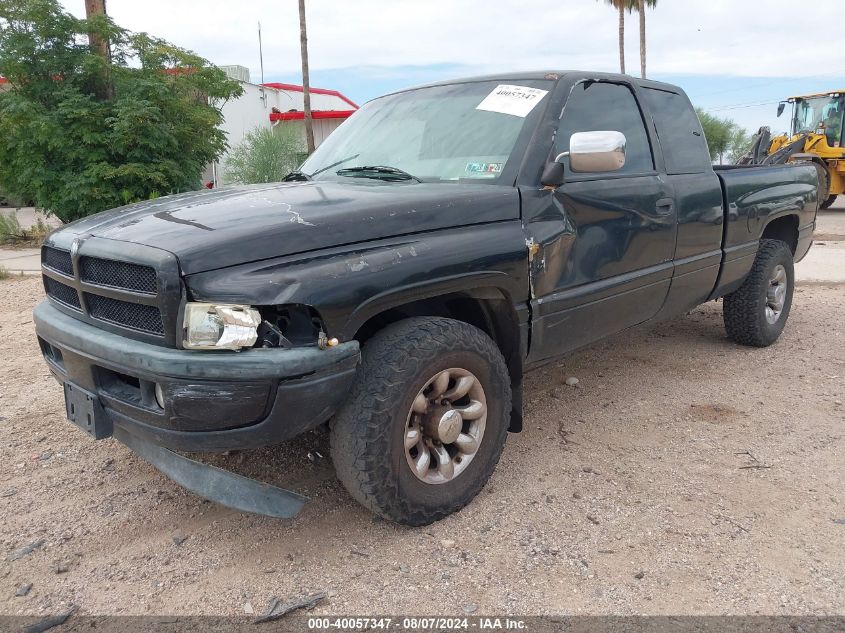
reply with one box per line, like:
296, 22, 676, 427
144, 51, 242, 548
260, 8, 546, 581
792, 95, 844, 147
299, 80, 553, 183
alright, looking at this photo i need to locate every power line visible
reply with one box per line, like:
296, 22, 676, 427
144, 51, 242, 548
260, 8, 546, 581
708, 100, 782, 112
688, 71, 845, 100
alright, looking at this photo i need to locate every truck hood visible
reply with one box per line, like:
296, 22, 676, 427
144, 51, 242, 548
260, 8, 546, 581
51, 181, 520, 274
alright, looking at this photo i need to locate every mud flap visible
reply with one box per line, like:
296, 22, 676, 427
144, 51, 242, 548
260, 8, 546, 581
114, 426, 308, 518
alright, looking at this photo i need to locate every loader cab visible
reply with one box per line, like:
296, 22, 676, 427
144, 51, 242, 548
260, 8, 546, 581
788, 92, 845, 148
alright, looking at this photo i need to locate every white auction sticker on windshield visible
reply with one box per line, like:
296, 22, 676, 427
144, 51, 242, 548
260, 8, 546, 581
476, 84, 549, 118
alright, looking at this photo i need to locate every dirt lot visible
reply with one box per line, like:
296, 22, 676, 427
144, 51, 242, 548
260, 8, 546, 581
1, 234, 844, 618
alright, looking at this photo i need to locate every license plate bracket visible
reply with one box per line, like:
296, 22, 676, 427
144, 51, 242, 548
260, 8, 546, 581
64, 382, 112, 440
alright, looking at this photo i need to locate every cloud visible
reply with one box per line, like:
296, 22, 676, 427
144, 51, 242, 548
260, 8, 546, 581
62, 0, 844, 81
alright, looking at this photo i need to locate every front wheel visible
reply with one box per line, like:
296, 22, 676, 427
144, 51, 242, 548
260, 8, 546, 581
723, 239, 795, 347
330, 317, 511, 526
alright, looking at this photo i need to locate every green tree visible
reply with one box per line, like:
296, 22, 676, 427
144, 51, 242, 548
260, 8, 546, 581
0, 0, 242, 222
224, 126, 305, 185
695, 107, 750, 165
727, 127, 753, 165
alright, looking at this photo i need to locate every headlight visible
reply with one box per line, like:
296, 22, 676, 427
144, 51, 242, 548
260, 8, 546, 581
182, 303, 262, 350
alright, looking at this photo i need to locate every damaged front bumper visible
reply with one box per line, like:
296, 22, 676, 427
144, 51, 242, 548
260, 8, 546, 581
33, 300, 360, 517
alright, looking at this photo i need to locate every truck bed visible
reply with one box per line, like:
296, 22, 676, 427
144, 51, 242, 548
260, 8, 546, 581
708, 161, 819, 299
716, 162, 818, 252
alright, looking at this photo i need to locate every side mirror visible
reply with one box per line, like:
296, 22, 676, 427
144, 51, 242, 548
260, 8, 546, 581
568, 131, 627, 173
540, 161, 565, 188
777, 102, 786, 118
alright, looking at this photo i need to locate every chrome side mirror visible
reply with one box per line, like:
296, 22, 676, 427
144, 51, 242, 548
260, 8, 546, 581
561, 131, 627, 173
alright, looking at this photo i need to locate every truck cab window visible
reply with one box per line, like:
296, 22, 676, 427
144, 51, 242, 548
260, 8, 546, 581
556, 81, 654, 175
643, 88, 712, 174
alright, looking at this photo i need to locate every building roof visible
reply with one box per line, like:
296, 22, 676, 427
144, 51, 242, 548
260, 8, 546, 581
262, 82, 358, 124
262, 82, 358, 109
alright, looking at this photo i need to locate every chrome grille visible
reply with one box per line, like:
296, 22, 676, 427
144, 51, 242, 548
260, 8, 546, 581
42, 246, 73, 276
85, 294, 164, 335
80, 256, 157, 294
44, 277, 81, 310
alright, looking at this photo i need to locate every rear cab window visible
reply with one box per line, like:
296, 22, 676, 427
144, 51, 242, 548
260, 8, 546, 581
643, 88, 712, 174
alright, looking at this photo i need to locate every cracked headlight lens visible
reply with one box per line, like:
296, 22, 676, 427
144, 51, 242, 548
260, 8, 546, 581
182, 303, 262, 350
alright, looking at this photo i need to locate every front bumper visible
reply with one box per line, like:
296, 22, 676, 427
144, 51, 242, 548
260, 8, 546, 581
34, 300, 360, 452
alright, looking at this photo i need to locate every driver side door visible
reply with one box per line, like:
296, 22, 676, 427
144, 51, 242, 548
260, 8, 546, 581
524, 79, 677, 364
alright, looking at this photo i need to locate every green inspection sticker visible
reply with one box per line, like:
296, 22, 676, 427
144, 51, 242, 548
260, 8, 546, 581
465, 162, 503, 175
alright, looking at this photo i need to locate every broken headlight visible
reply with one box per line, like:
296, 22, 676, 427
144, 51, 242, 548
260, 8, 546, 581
182, 303, 262, 350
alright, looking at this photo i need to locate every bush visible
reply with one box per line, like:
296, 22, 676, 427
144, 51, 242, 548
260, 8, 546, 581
0, 0, 243, 222
0, 210, 51, 245
0, 185, 33, 208
0, 211, 21, 243
224, 126, 304, 185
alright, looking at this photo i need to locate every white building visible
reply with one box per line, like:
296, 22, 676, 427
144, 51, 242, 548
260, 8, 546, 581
209, 66, 358, 186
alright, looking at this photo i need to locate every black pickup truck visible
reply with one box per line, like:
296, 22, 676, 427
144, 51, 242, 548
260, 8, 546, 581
34, 72, 819, 525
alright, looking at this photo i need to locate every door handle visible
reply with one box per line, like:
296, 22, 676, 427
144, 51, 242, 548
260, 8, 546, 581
655, 198, 674, 215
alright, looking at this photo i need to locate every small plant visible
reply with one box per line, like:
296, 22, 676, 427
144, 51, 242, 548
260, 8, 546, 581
224, 126, 305, 185
0, 266, 9, 280
0, 211, 51, 245
0, 211, 22, 244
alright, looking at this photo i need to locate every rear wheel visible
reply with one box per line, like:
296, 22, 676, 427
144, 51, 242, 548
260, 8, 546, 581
330, 317, 511, 526
723, 239, 794, 347
820, 194, 838, 210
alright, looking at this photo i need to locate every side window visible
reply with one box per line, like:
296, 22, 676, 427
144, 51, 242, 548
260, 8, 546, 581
556, 81, 654, 175
643, 88, 712, 174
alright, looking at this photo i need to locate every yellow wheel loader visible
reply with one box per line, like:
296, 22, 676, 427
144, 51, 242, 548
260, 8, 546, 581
742, 90, 844, 209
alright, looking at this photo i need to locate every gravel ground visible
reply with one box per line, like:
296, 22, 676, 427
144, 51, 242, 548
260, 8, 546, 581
1, 263, 844, 618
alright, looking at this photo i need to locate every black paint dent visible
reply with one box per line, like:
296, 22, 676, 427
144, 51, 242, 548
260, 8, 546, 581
185, 217, 530, 342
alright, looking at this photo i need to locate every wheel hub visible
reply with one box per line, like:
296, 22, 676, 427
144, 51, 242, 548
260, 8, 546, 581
765, 264, 788, 325
404, 368, 487, 485
429, 409, 462, 444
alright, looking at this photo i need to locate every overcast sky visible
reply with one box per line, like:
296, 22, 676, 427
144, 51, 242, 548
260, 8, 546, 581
60, 0, 845, 133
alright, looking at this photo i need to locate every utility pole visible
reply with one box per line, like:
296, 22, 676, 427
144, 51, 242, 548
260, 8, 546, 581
298, 0, 315, 154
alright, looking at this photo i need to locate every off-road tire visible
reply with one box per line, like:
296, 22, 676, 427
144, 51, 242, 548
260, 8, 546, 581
330, 317, 511, 526
820, 194, 838, 210
723, 239, 794, 347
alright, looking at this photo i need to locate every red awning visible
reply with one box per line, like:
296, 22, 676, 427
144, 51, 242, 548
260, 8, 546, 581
270, 110, 356, 122
261, 82, 359, 109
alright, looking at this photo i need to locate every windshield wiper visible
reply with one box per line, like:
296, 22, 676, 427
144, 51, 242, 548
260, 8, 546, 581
310, 153, 361, 178
282, 170, 311, 182
335, 165, 422, 183
283, 154, 362, 182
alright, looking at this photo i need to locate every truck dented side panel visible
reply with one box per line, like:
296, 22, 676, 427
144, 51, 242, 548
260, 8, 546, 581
184, 219, 531, 344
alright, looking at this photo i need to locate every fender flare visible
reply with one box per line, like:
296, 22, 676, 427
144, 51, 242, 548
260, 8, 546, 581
341, 271, 518, 340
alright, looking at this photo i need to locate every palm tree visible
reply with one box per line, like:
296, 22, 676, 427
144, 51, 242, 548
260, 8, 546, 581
601, 0, 629, 74
635, 0, 658, 79
298, 0, 315, 154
